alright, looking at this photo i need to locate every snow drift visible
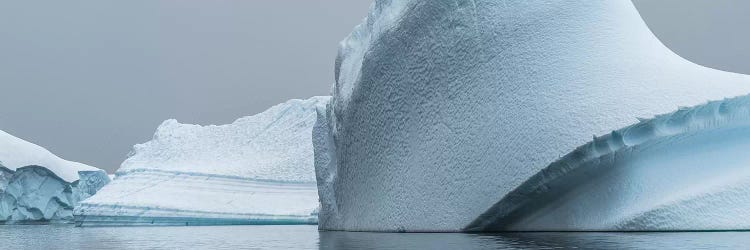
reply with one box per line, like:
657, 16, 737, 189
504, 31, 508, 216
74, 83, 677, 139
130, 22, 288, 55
0, 130, 109, 223
319, 0, 750, 231
75, 97, 328, 226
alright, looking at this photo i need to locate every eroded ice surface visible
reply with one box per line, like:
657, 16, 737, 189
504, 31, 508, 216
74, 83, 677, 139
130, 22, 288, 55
0, 130, 109, 222
468, 95, 750, 231
319, 0, 750, 231
75, 97, 328, 226
313, 102, 338, 229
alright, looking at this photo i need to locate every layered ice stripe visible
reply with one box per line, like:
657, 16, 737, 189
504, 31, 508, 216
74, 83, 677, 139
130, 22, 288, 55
76, 96, 329, 226
75, 170, 318, 226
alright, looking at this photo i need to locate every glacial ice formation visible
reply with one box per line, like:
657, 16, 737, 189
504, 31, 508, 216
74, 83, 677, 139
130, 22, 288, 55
0, 130, 109, 223
75, 97, 328, 226
313, 101, 338, 229
468, 95, 750, 231
319, 0, 750, 231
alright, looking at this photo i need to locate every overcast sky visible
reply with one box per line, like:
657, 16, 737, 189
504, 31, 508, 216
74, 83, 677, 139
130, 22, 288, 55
1, 1, 749, 173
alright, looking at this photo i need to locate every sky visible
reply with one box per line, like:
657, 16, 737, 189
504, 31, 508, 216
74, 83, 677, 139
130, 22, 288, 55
0, 1, 748, 173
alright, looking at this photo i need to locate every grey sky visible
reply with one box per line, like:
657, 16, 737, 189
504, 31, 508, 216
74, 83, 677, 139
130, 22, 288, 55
0, 1, 748, 173
634, 0, 750, 74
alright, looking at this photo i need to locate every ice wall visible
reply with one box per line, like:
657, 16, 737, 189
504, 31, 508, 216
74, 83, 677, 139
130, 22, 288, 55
0, 130, 109, 223
75, 97, 328, 226
313, 102, 339, 229
320, 0, 750, 231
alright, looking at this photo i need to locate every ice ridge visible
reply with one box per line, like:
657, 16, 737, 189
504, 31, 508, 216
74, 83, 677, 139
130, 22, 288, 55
468, 95, 750, 231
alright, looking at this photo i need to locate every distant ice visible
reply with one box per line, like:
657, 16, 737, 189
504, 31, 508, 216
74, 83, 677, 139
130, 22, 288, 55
0, 130, 109, 222
75, 97, 329, 226
0, 130, 99, 182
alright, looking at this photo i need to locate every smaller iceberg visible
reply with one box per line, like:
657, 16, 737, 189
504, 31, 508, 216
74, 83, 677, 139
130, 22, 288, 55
0, 130, 109, 223
75, 97, 329, 226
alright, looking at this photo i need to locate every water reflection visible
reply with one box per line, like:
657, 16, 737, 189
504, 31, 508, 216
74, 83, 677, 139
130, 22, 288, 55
319, 230, 750, 249
2, 224, 750, 249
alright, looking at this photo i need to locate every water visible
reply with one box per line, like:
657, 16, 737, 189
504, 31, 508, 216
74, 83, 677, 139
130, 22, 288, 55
2, 225, 750, 249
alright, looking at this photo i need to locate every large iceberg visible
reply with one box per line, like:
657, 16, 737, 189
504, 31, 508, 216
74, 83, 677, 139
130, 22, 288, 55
318, 0, 750, 232
75, 96, 328, 226
0, 130, 109, 223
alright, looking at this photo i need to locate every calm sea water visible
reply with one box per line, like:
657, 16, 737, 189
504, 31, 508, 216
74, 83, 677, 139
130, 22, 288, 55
1, 224, 749, 249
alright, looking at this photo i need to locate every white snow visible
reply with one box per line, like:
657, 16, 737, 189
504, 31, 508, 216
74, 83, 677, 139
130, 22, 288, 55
75, 96, 328, 226
0, 130, 109, 222
0, 130, 98, 182
319, 0, 750, 232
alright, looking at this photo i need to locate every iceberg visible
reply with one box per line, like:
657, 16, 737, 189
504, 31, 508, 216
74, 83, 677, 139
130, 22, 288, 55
75, 96, 329, 226
318, 0, 750, 231
0, 130, 109, 223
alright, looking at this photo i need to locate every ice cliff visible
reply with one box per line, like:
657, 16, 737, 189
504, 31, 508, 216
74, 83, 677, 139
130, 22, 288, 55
0, 130, 109, 223
75, 96, 328, 226
318, 0, 750, 231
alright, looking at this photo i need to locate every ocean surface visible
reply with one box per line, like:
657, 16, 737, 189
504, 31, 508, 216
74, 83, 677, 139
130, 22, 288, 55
1, 224, 749, 249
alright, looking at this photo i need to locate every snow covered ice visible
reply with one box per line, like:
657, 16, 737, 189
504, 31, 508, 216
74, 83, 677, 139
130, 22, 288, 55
75, 97, 328, 226
0, 130, 109, 223
318, 0, 750, 232
468, 95, 750, 231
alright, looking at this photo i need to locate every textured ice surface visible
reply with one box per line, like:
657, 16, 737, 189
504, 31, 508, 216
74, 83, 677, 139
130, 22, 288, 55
320, 0, 750, 231
76, 97, 328, 226
468, 95, 750, 231
313, 102, 338, 229
0, 130, 109, 223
